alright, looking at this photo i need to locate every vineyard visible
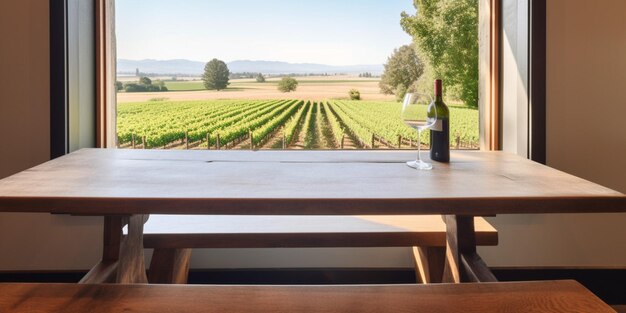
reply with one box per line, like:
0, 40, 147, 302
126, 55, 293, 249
117, 99, 479, 150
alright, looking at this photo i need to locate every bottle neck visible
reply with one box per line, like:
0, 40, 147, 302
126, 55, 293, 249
434, 80, 443, 102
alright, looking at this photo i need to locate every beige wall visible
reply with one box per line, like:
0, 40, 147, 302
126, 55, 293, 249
480, 0, 626, 267
0, 2, 50, 178
0, 1, 103, 271
546, 0, 626, 194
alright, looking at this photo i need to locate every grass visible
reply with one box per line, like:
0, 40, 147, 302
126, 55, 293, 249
165, 79, 381, 91
165, 81, 248, 92
165, 81, 205, 91
260, 80, 380, 84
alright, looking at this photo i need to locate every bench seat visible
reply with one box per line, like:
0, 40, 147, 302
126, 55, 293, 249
142, 215, 498, 248
138, 215, 497, 284
0, 281, 613, 313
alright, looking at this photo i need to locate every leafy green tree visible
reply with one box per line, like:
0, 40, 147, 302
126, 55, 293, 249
401, 0, 478, 107
349, 89, 361, 100
115, 81, 123, 91
124, 83, 148, 92
395, 84, 408, 102
146, 85, 161, 92
256, 73, 266, 83
277, 77, 298, 92
139, 76, 152, 86
154, 80, 165, 88
379, 45, 424, 101
202, 59, 231, 91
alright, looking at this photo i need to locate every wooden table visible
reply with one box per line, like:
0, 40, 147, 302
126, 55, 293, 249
0, 149, 624, 284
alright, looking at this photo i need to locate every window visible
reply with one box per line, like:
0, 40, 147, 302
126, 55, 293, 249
105, 1, 483, 151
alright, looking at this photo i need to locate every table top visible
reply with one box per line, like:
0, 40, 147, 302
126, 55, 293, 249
0, 281, 614, 313
0, 149, 624, 215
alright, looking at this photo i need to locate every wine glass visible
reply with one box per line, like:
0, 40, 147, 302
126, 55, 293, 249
401, 93, 437, 170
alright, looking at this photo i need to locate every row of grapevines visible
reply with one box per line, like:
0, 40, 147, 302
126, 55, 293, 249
326, 101, 374, 147
146, 100, 282, 147
117, 100, 243, 144
213, 100, 298, 147
282, 101, 310, 145
252, 100, 304, 146
186, 100, 286, 144
117, 99, 278, 146
302, 102, 315, 148
332, 100, 479, 146
322, 102, 344, 145
332, 101, 414, 145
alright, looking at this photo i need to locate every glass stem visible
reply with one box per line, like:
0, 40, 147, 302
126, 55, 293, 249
417, 130, 422, 162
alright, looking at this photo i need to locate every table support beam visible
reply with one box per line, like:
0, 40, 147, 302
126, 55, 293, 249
461, 252, 498, 282
443, 215, 497, 283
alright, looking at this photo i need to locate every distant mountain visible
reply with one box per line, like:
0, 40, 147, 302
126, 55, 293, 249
117, 59, 383, 76
117, 59, 204, 76
227, 60, 383, 75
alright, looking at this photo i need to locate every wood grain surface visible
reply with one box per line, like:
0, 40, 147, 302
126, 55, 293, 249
0, 280, 614, 313
0, 149, 624, 215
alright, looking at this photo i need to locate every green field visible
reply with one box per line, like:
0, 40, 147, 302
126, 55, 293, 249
163, 79, 380, 91
117, 99, 479, 149
164, 81, 206, 91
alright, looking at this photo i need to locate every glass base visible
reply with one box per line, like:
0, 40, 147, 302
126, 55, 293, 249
406, 160, 433, 170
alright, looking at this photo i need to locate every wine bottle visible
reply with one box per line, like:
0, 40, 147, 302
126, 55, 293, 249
429, 79, 450, 162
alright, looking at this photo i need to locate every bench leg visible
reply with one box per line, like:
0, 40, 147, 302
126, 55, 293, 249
80, 215, 149, 284
443, 215, 497, 283
412, 246, 445, 284
148, 248, 192, 284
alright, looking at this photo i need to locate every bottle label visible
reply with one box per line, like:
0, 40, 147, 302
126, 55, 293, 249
431, 119, 443, 132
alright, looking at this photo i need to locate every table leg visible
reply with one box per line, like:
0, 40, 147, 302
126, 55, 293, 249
148, 248, 192, 284
412, 246, 445, 284
442, 215, 498, 283
117, 214, 149, 283
80, 214, 149, 284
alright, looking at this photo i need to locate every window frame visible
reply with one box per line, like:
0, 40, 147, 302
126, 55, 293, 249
93, 0, 544, 153
95, 0, 116, 148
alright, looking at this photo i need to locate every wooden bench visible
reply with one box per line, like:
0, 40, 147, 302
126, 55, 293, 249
139, 215, 498, 284
0, 280, 614, 312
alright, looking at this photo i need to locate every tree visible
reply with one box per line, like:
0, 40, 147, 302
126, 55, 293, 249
124, 83, 147, 92
349, 89, 361, 100
155, 80, 164, 87
115, 81, 123, 91
139, 76, 152, 86
256, 73, 266, 83
277, 77, 298, 92
202, 59, 230, 91
401, 0, 479, 107
379, 45, 424, 102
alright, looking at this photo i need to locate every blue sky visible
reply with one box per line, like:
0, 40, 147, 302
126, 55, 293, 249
116, 0, 415, 65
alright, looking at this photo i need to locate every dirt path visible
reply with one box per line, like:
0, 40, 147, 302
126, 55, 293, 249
341, 133, 361, 149
259, 128, 286, 150
318, 106, 337, 149
307, 103, 322, 149
228, 135, 253, 150
290, 124, 307, 150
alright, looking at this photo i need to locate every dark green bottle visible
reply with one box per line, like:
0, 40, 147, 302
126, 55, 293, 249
429, 79, 450, 162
